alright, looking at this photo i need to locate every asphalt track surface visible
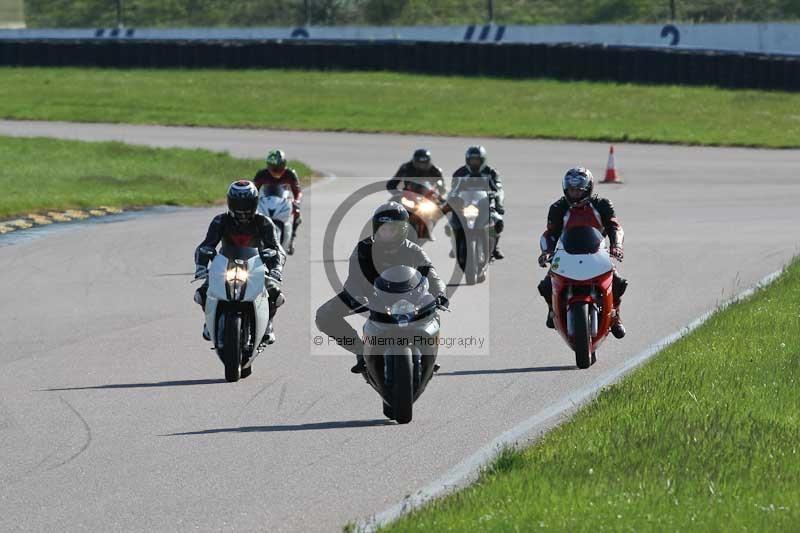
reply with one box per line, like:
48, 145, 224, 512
1, 121, 799, 532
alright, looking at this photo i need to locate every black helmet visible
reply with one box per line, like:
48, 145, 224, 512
412, 148, 432, 172
372, 201, 409, 245
227, 180, 259, 223
465, 145, 487, 173
562, 167, 594, 207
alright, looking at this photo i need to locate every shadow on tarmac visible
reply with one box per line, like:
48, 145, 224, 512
164, 419, 392, 436
42, 379, 226, 391
437, 365, 575, 376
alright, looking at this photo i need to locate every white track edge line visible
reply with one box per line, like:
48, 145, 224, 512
356, 267, 786, 532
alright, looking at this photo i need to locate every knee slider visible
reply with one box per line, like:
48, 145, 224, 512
494, 218, 504, 234
537, 277, 552, 299
613, 276, 628, 298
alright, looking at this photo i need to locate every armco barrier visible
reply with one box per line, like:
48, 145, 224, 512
1, 39, 799, 91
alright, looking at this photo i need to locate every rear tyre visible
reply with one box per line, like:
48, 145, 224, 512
223, 313, 242, 382
571, 303, 592, 369
389, 349, 414, 424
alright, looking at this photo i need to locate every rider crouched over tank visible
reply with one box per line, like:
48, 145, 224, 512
315, 201, 449, 374
193, 180, 286, 345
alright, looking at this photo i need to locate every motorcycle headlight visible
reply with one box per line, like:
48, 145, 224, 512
226, 266, 248, 283
417, 198, 437, 215
462, 204, 480, 220
400, 197, 416, 209
389, 299, 416, 317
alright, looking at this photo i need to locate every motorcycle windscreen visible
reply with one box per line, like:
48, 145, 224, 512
458, 176, 491, 191
220, 244, 260, 262
260, 182, 292, 200
561, 226, 604, 255
371, 266, 436, 323
552, 227, 613, 281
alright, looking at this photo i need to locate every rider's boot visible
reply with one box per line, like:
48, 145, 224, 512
261, 320, 276, 346
492, 236, 504, 260
350, 353, 367, 374
545, 307, 555, 329
611, 309, 626, 339
202, 324, 211, 341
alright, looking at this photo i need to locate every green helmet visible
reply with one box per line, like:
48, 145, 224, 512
266, 149, 287, 173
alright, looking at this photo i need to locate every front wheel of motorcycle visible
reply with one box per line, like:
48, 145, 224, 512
571, 303, 592, 369
389, 348, 414, 424
223, 312, 242, 382
465, 238, 478, 285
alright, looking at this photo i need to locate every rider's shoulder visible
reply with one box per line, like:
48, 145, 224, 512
430, 165, 445, 177
550, 197, 569, 211
452, 165, 469, 177
285, 167, 300, 180
254, 212, 275, 227
591, 196, 615, 210
356, 236, 374, 254
404, 240, 432, 260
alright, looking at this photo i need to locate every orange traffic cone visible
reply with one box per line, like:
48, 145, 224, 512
602, 145, 623, 184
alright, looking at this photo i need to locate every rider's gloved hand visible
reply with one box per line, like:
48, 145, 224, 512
435, 295, 450, 310
267, 269, 282, 284
537, 252, 552, 268
610, 247, 624, 261
494, 205, 505, 215
194, 264, 208, 279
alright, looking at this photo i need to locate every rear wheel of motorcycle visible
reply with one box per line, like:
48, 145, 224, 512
223, 313, 242, 382
390, 349, 414, 424
572, 303, 592, 369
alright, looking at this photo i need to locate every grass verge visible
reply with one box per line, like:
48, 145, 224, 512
381, 259, 800, 531
2, 68, 800, 148
0, 136, 311, 219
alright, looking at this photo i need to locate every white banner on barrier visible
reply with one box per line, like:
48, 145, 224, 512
2, 23, 800, 56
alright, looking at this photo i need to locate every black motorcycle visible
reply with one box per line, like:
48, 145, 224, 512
361, 266, 445, 424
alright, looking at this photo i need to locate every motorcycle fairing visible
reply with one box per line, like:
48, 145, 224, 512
204, 251, 270, 352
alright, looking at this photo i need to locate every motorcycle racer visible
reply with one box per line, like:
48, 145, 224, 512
537, 167, 628, 339
253, 149, 303, 255
315, 201, 448, 374
194, 180, 287, 345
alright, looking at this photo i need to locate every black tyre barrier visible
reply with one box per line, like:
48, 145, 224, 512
0, 39, 798, 91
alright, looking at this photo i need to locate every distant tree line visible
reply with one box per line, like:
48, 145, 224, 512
24, 0, 800, 28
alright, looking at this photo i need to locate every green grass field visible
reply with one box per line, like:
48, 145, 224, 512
3, 68, 800, 148
22, 0, 800, 27
380, 259, 800, 531
0, 136, 311, 218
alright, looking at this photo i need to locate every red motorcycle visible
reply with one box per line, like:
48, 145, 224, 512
547, 226, 617, 369
390, 179, 443, 244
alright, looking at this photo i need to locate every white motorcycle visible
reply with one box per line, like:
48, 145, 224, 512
203, 244, 277, 382
258, 182, 296, 254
